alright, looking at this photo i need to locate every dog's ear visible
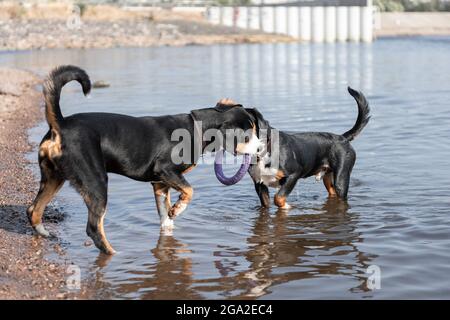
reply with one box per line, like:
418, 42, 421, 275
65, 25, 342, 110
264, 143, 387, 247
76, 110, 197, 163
245, 108, 269, 132
214, 98, 243, 112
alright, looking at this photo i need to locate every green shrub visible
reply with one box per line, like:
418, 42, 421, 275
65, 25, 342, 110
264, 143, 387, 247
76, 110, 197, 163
374, 0, 405, 11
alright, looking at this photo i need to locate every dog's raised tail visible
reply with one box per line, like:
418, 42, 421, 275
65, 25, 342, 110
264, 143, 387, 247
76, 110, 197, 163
43, 65, 91, 132
342, 87, 371, 141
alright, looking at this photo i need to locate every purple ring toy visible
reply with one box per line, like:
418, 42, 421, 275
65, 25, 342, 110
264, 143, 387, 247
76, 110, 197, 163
214, 150, 251, 186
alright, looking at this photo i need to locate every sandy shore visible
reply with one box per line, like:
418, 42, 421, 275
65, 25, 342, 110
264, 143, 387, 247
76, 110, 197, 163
1, 4, 449, 51
0, 68, 93, 299
0, 19, 294, 51
0, 4, 293, 52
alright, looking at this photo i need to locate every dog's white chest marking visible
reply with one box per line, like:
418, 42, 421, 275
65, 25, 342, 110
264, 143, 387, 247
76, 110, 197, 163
315, 165, 330, 182
251, 154, 280, 188
315, 170, 326, 181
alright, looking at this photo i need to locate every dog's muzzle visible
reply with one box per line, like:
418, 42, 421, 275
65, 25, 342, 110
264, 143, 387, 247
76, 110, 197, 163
235, 133, 262, 155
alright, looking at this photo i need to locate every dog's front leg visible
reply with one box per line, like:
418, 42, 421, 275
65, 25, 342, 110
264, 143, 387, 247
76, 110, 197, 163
161, 171, 193, 219
254, 182, 270, 208
152, 182, 173, 229
274, 175, 299, 210
169, 184, 193, 219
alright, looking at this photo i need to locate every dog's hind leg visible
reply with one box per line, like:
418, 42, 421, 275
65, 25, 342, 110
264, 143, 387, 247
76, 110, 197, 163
331, 148, 356, 200
70, 157, 114, 254
63, 137, 115, 254
323, 173, 337, 197
80, 180, 115, 255
27, 158, 64, 237
152, 182, 173, 230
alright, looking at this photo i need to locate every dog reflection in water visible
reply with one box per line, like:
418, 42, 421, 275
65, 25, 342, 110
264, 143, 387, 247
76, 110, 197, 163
90, 198, 375, 299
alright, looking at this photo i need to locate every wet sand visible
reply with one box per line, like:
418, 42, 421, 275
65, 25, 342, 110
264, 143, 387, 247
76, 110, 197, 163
0, 68, 85, 299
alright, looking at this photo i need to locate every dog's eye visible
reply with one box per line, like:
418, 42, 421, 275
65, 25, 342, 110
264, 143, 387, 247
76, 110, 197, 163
245, 136, 250, 143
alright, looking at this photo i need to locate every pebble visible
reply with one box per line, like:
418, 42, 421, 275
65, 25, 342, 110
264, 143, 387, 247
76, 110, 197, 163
92, 80, 110, 88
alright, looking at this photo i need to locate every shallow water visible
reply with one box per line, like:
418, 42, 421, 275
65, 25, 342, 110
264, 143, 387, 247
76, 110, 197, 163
2, 37, 450, 299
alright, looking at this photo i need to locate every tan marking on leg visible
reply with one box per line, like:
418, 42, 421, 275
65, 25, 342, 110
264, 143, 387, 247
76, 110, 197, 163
28, 179, 63, 226
323, 173, 337, 197
180, 186, 193, 203
274, 194, 287, 208
39, 130, 62, 161
154, 182, 169, 197
275, 170, 285, 180
169, 186, 193, 218
86, 204, 115, 255
165, 189, 171, 209
154, 182, 171, 208
182, 164, 196, 175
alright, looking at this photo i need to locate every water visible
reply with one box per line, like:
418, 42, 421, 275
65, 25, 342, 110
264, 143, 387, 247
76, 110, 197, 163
1, 37, 450, 299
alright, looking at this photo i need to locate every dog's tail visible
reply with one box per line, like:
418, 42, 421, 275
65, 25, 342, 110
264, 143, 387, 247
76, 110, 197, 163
342, 87, 371, 142
43, 65, 91, 133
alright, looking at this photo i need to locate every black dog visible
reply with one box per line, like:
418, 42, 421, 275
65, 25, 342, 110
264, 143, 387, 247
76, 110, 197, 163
27, 66, 260, 254
245, 87, 370, 209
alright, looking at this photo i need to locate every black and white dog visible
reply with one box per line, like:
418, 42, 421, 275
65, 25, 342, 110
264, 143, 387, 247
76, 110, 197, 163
27, 66, 261, 254
245, 87, 371, 209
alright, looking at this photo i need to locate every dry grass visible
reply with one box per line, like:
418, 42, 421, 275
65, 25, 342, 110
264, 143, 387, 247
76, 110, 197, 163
0, 2, 198, 21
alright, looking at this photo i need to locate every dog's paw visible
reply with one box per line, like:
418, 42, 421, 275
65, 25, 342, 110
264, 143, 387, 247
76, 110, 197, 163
279, 203, 291, 210
100, 246, 117, 256
160, 218, 174, 236
161, 217, 174, 229
34, 223, 51, 237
